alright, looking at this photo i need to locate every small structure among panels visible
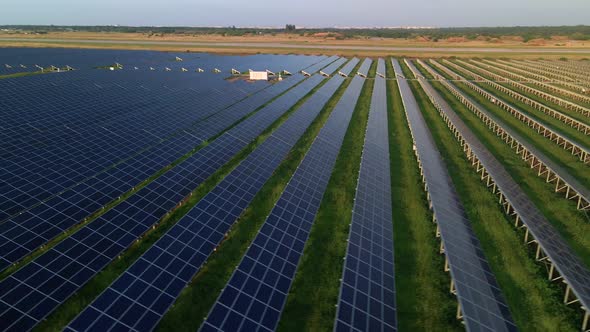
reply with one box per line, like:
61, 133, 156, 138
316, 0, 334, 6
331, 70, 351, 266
249, 71, 269, 81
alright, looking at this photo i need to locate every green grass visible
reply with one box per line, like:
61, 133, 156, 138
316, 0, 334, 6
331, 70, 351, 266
32, 74, 327, 332
428, 61, 590, 270
391, 59, 461, 331
411, 59, 581, 330
276, 62, 375, 332
0, 70, 47, 79
155, 62, 360, 332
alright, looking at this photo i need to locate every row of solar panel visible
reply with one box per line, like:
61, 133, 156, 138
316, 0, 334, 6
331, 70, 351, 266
2, 54, 543, 332
0, 70, 261, 193
66, 60, 357, 331
0, 54, 329, 129
201, 64, 368, 332
0, 74, 310, 271
0, 49, 328, 76
0, 81, 264, 219
393, 59, 517, 332
0, 57, 338, 269
1, 54, 331, 136
356, 59, 372, 77
0, 56, 341, 331
413, 59, 590, 327
376, 58, 386, 78
334, 73, 396, 332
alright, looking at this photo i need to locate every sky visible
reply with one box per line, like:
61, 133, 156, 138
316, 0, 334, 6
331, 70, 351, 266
1, 0, 589, 27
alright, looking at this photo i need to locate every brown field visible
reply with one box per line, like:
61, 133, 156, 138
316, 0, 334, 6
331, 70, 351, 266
1, 31, 590, 58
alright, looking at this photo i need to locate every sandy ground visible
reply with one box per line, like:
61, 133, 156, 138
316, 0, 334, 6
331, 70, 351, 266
1, 32, 589, 58
2, 31, 590, 48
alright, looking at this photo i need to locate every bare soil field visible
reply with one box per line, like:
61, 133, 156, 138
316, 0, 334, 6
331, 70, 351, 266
1, 31, 590, 58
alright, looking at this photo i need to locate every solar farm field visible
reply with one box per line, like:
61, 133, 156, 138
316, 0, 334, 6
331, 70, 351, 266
0, 49, 589, 332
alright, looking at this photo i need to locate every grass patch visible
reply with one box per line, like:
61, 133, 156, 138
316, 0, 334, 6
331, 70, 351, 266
412, 59, 581, 330
155, 63, 359, 332
276, 62, 375, 332
0, 70, 48, 79
391, 59, 461, 331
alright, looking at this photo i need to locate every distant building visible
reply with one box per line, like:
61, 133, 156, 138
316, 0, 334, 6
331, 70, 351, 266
249, 71, 269, 81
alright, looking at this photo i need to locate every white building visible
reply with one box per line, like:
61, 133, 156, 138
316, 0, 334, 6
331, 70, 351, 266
249, 71, 269, 81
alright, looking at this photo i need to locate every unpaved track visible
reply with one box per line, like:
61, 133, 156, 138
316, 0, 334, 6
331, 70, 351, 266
2, 38, 590, 54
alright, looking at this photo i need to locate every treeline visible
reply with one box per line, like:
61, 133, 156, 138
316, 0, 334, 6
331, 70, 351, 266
1, 25, 589, 41
340, 26, 590, 41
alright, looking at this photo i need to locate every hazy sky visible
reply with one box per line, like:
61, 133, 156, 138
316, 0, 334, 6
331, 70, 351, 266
2, 0, 589, 27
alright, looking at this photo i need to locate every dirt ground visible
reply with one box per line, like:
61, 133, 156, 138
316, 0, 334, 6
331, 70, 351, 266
2, 31, 589, 48
1, 31, 589, 58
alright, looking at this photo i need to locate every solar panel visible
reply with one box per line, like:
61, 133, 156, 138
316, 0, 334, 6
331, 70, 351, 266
65, 68, 354, 331
304, 56, 340, 75
200, 74, 367, 332
321, 58, 348, 76
334, 71, 396, 332
0, 54, 329, 224
0, 57, 333, 270
0, 74, 304, 273
376, 59, 386, 78
0, 73, 326, 331
0, 49, 327, 78
392, 59, 517, 332
422, 59, 590, 210
0, 70, 261, 218
356, 58, 372, 77
438, 59, 589, 164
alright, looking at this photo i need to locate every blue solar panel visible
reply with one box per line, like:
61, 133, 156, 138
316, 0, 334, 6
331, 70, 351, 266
303, 55, 340, 75
356, 58, 372, 77
376, 58, 386, 78
321, 58, 348, 76
200, 74, 366, 332
0, 72, 327, 331
65, 68, 351, 331
334, 70, 396, 332
0, 66, 319, 272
